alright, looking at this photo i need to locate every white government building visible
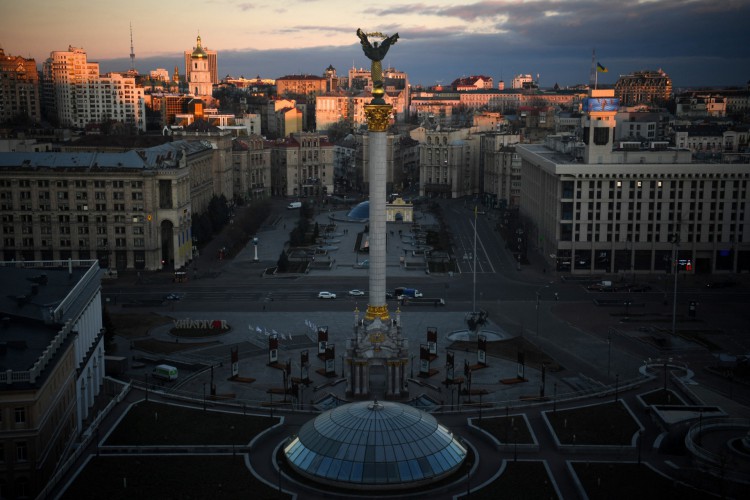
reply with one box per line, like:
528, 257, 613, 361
517, 89, 750, 275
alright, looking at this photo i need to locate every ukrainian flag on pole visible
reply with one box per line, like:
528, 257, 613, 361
597, 62, 608, 73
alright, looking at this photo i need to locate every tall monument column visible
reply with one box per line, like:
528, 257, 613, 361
356, 28, 399, 323
346, 29, 407, 400
364, 104, 391, 321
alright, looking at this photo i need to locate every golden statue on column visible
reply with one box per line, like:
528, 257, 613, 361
356, 29, 399, 105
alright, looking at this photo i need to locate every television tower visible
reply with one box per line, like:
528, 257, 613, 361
129, 22, 136, 74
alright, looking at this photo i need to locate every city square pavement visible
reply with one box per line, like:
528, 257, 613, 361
82, 200, 750, 499
123, 202, 615, 408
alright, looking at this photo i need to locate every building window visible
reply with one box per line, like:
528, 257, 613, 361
14, 408, 26, 424
15, 442, 27, 462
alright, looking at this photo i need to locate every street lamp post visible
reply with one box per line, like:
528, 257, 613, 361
202, 382, 206, 411
607, 330, 612, 378
535, 292, 540, 336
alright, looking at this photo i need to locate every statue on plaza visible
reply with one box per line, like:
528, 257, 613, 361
356, 28, 399, 104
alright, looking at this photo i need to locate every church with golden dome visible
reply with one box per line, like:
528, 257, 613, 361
183, 34, 217, 97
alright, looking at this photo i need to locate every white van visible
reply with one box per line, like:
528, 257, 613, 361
152, 364, 178, 381
287, 201, 302, 209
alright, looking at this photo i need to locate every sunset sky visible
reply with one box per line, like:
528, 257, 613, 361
3, 0, 749, 87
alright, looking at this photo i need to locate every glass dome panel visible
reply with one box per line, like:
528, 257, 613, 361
285, 400, 466, 489
347, 201, 370, 220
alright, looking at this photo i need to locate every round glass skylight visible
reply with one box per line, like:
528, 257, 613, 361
284, 400, 466, 490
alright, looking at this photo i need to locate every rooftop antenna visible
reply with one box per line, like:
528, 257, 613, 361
129, 22, 136, 73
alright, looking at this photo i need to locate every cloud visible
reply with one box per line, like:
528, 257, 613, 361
95, 0, 750, 88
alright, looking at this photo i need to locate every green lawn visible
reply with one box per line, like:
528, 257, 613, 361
462, 461, 558, 500
546, 401, 640, 445
572, 462, 709, 500
473, 415, 534, 444
61, 456, 289, 500
105, 401, 278, 446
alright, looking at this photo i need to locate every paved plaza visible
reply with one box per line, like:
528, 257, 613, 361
52, 201, 750, 499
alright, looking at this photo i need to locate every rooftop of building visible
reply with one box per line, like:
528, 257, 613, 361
276, 74, 326, 81
0, 264, 97, 378
0, 150, 147, 170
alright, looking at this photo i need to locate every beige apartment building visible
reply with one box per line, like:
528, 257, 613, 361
232, 135, 272, 201
270, 132, 334, 197
0, 141, 212, 271
412, 126, 480, 199
276, 75, 327, 97
614, 69, 673, 106
0, 48, 41, 124
482, 132, 522, 207
42, 46, 146, 132
172, 124, 234, 202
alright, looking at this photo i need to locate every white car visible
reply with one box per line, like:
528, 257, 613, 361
318, 291, 337, 299
348, 289, 365, 296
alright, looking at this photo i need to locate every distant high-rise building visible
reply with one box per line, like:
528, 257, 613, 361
42, 46, 145, 131
0, 47, 41, 124
614, 69, 672, 106
184, 35, 218, 85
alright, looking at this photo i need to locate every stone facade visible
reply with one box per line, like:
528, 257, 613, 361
0, 48, 41, 124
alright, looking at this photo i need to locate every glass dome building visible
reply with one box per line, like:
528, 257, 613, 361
283, 400, 467, 490
346, 200, 370, 221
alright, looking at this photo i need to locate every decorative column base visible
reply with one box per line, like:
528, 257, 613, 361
365, 304, 390, 322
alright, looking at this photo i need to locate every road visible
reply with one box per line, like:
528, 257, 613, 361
103, 197, 750, 406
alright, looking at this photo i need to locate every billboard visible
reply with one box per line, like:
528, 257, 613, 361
582, 97, 619, 112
